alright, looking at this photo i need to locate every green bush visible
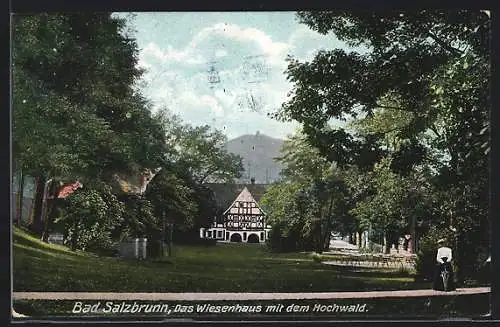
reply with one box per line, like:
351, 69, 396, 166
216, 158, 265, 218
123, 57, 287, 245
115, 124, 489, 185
266, 223, 304, 253
174, 230, 218, 246
59, 188, 123, 252
173, 230, 217, 246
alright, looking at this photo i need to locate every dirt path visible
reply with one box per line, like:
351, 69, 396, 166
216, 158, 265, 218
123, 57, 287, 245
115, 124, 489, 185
13, 287, 490, 301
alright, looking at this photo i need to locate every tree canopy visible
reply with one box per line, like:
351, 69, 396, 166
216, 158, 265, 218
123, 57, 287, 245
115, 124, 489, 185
12, 13, 244, 255
268, 10, 490, 277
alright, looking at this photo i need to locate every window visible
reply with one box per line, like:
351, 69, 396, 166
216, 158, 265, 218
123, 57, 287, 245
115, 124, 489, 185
243, 232, 247, 241
260, 232, 264, 240
217, 231, 222, 238
207, 231, 212, 238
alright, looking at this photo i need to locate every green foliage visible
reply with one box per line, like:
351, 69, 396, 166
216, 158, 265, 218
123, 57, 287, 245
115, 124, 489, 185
271, 11, 490, 278
145, 169, 197, 232
265, 220, 311, 253
346, 158, 434, 253
11, 13, 174, 250
98, 185, 126, 237
262, 131, 357, 253
120, 196, 158, 239
58, 189, 121, 251
143, 108, 244, 246
169, 122, 244, 184
261, 182, 310, 252
12, 13, 164, 181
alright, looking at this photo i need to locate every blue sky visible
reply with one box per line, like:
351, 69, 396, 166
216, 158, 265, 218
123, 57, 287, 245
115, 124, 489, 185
117, 12, 356, 140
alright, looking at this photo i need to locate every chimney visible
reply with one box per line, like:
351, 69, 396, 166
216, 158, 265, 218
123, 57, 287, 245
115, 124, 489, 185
250, 177, 255, 185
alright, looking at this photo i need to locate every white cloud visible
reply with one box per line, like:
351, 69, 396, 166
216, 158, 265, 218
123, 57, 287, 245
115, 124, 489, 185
140, 22, 291, 67
215, 49, 228, 58
141, 42, 204, 65
200, 95, 224, 116
137, 57, 152, 70
214, 89, 237, 107
304, 49, 318, 62
170, 90, 225, 118
133, 19, 357, 140
288, 25, 323, 46
191, 23, 291, 67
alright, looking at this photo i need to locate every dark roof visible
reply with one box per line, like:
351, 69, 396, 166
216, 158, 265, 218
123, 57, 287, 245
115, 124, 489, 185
203, 183, 269, 211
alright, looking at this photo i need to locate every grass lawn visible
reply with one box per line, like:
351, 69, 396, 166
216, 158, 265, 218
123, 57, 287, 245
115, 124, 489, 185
12, 227, 491, 319
13, 227, 427, 293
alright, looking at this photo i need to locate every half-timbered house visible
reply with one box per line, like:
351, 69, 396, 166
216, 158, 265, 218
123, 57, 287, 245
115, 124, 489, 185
200, 183, 271, 244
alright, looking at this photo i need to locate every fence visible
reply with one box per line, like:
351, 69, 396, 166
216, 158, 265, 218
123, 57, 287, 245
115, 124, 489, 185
47, 233, 64, 245
326, 253, 417, 269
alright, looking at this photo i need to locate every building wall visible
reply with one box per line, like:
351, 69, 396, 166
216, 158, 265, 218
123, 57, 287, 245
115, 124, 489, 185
11, 174, 36, 225
11, 195, 35, 225
200, 227, 271, 244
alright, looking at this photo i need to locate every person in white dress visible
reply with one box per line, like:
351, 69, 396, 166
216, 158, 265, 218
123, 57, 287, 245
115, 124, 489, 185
433, 239, 456, 291
436, 241, 452, 264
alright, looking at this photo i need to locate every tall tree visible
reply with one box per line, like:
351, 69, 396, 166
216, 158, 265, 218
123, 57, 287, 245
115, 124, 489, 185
170, 123, 244, 184
12, 13, 168, 236
262, 130, 355, 253
275, 10, 490, 278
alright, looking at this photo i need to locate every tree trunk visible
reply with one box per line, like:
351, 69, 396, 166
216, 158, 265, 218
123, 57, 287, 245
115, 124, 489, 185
410, 215, 416, 254
42, 181, 59, 242
323, 230, 331, 252
16, 170, 25, 227
455, 231, 462, 285
41, 199, 55, 242
71, 219, 79, 251
167, 223, 173, 257
31, 175, 47, 236
322, 195, 336, 252
161, 211, 166, 257
383, 233, 389, 254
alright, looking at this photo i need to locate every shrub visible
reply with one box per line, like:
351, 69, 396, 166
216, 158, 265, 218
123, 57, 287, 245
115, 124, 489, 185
59, 188, 122, 252
266, 223, 303, 253
174, 230, 217, 246
173, 230, 217, 246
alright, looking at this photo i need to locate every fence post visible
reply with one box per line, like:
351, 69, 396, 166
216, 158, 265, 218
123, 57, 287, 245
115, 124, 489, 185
139, 238, 147, 260
133, 238, 139, 259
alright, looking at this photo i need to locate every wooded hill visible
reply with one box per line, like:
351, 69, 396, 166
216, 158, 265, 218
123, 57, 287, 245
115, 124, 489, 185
225, 132, 284, 184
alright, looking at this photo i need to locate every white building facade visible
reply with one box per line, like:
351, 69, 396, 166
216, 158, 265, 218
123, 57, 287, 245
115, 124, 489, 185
200, 186, 271, 244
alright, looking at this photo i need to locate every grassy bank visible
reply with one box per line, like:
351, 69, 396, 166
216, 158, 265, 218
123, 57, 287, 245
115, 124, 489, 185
14, 227, 427, 293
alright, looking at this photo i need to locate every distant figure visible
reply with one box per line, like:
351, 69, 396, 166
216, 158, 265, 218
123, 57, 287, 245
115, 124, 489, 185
433, 239, 456, 291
